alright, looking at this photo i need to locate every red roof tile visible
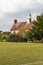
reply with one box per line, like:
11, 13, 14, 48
10, 21, 34, 31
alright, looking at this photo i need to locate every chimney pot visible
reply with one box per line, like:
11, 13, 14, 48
14, 19, 17, 24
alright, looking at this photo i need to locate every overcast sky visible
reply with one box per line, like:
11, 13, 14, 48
0, 0, 43, 31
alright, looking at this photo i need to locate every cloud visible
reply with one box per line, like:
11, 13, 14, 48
0, 0, 43, 31
36, 0, 43, 4
0, 0, 43, 14
0, 0, 29, 14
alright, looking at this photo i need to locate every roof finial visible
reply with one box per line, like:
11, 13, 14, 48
27, 10, 31, 23
29, 12, 31, 22
29, 10, 31, 22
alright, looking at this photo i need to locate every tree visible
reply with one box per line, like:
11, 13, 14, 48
32, 14, 43, 40
0, 31, 2, 34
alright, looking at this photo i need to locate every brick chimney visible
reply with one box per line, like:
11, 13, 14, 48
14, 19, 17, 24
29, 13, 31, 22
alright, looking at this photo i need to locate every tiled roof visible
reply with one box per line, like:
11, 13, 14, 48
17, 22, 26, 30
24, 22, 34, 30
10, 22, 26, 31
10, 21, 34, 31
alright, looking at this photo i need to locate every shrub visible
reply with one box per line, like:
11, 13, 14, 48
40, 38, 43, 43
7, 34, 27, 42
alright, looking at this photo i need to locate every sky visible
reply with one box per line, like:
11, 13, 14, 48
0, 0, 43, 31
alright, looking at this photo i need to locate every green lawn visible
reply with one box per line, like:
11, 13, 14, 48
0, 42, 43, 65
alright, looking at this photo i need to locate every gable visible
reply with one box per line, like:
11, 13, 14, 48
10, 21, 34, 31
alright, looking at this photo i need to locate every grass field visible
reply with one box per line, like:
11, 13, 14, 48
0, 42, 43, 65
